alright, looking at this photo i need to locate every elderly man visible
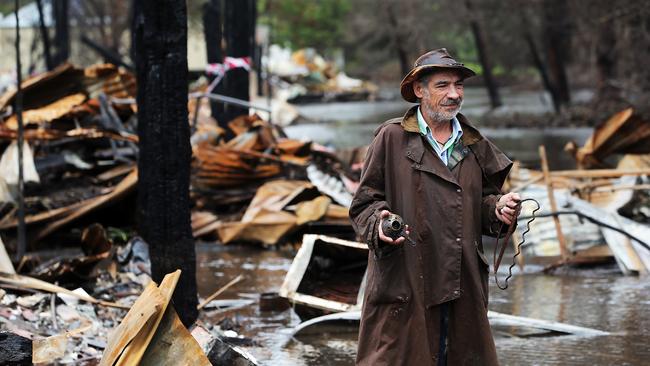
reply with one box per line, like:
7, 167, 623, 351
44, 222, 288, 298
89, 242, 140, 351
349, 48, 520, 365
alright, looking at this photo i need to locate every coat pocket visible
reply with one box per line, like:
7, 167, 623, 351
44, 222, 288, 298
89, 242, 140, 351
367, 246, 411, 305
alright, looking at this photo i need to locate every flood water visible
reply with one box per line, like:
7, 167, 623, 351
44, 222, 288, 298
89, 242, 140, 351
196, 244, 650, 366
196, 92, 648, 365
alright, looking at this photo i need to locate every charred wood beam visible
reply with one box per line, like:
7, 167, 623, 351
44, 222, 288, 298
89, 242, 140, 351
221, 0, 254, 132
52, 0, 70, 66
203, 0, 225, 128
0, 331, 32, 365
133, 0, 198, 327
80, 35, 135, 71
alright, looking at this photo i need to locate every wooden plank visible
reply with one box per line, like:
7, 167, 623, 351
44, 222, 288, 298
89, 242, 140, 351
539, 145, 569, 259
0, 236, 15, 274
289, 293, 356, 313
197, 274, 243, 310
33, 334, 67, 364
116, 270, 180, 366
35, 169, 137, 240
567, 196, 646, 274
139, 305, 211, 366
550, 168, 650, 178
0, 272, 127, 309
99, 282, 165, 366
279, 234, 316, 298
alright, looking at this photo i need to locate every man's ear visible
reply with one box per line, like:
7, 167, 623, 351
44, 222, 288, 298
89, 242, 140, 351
413, 81, 424, 99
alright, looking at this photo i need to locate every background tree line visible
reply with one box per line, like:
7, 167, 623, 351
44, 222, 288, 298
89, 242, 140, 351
261, 0, 650, 110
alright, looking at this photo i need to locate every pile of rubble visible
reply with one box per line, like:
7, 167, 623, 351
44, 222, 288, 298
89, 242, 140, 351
0, 233, 256, 365
191, 113, 361, 245
0, 62, 138, 251
506, 108, 650, 274
266, 45, 378, 104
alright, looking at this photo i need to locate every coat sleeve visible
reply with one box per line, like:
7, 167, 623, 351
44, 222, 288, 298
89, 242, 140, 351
481, 189, 505, 237
471, 138, 513, 237
349, 129, 391, 254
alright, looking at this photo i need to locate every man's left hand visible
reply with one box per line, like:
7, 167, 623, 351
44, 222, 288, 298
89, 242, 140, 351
495, 192, 521, 225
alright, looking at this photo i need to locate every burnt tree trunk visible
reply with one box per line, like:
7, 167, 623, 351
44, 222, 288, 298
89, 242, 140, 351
465, 0, 502, 108
542, 0, 571, 109
35, 0, 53, 70
221, 0, 254, 128
519, 9, 560, 113
385, 3, 410, 77
202, 0, 226, 130
595, 16, 618, 100
52, 0, 69, 66
132, 0, 198, 327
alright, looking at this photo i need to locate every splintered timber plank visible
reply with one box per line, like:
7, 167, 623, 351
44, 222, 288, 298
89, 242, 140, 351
115, 270, 180, 366
99, 282, 165, 366
539, 145, 569, 259
139, 305, 211, 366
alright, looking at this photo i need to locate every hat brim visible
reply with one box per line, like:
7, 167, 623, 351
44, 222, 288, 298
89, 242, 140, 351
399, 65, 476, 103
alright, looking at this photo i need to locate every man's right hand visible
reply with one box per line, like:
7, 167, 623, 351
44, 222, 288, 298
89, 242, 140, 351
379, 210, 410, 245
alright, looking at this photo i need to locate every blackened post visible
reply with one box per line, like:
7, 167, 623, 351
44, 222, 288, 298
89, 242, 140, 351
202, 0, 227, 134
222, 0, 253, 127
35, 0, 53, 70
132, 0, 198, 326
14, 0, 26, 262
52, 0, 70, 66
543, 0, 571, 109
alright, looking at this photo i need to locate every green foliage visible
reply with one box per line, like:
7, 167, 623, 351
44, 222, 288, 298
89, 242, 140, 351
258, 0, 351, 51
0, 0, 19, 16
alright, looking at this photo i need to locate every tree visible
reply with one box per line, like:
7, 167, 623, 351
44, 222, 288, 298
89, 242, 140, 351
132, 0, 198, 327
465, 0, 502, 108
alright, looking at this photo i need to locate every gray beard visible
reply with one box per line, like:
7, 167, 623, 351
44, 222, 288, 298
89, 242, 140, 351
422, 99, 463, 125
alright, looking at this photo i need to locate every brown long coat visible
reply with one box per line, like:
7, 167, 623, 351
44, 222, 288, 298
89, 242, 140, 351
349, 107, 512, 366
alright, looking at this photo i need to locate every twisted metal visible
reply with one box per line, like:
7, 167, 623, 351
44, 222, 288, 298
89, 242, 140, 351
494, 198, 541, 290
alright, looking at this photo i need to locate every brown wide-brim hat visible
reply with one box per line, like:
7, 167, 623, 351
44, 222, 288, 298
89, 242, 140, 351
400, 48, 476, 103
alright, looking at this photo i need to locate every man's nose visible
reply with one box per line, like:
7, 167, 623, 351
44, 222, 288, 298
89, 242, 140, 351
447, 86, 460, 99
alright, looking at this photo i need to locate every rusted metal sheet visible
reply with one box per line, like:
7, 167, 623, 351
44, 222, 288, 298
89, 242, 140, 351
4, 93, 86, 129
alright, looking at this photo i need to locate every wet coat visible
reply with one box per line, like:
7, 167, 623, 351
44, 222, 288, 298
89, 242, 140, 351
349, 106, 512, 366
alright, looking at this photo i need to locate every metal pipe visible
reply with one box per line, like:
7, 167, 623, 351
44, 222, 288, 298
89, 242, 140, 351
113, 93, 272, 113
192, 92, 272, 113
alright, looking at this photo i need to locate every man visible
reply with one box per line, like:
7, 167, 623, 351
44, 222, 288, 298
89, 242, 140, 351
349, 48, 520, 366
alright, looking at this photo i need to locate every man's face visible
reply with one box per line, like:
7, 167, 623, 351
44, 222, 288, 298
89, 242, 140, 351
413, 70, 464, 124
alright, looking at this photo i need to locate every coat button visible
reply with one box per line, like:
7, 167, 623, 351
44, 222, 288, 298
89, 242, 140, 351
456, 237, 461, 242
454, 290, 459, 295
456, 189, 461, 193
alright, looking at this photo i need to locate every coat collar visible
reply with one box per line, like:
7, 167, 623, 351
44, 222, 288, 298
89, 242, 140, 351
399, 105, 511, 188
400, 105, 482, 146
